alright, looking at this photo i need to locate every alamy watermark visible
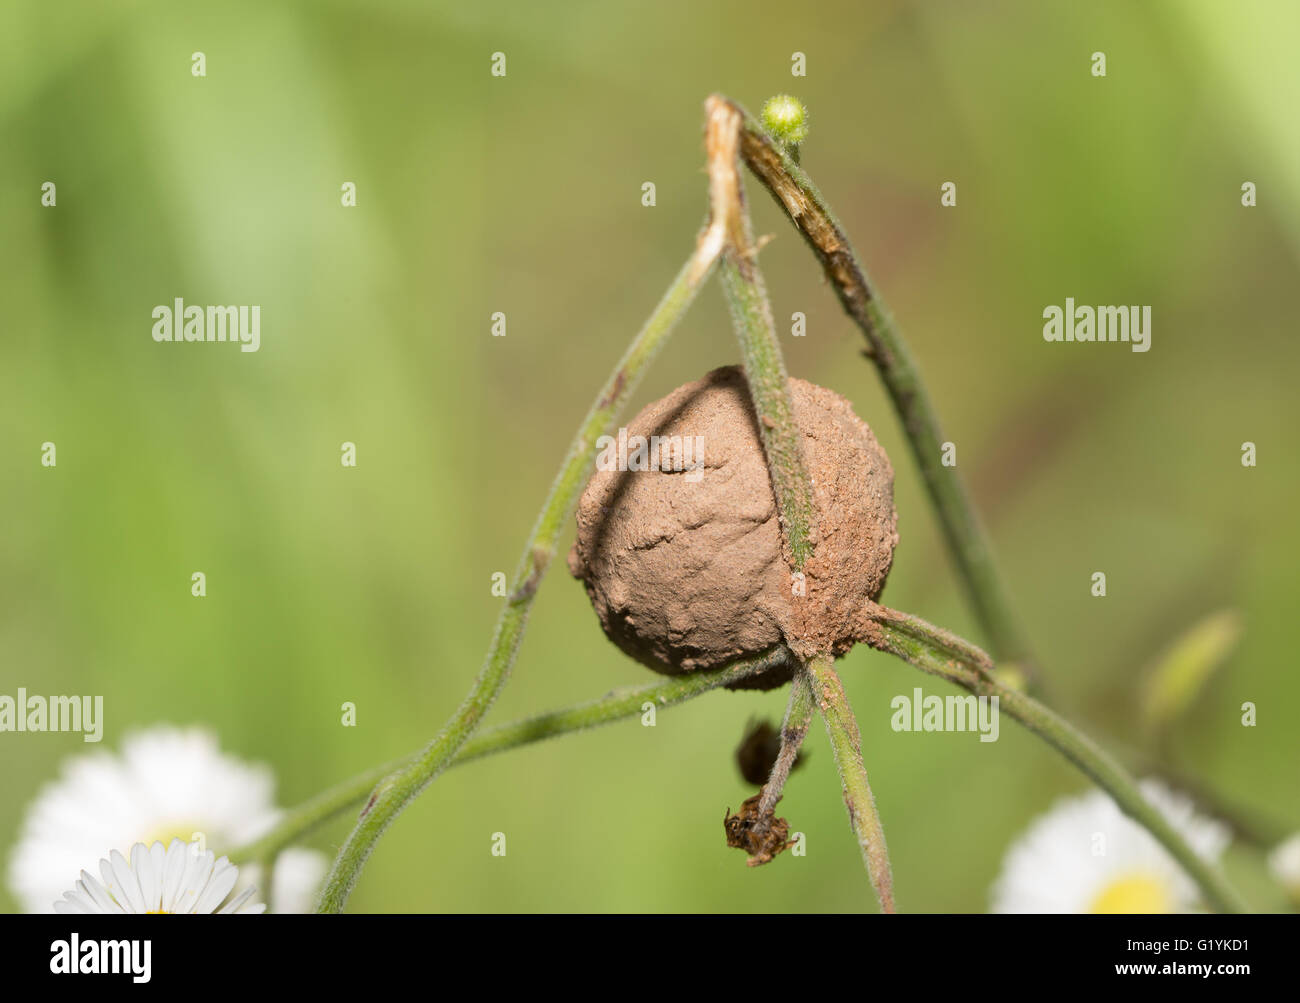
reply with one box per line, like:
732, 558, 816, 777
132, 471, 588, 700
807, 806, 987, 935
152, 298, 261, 353
890, 687, 999, 742
1043, 298, 1151, 353
50, 935, 150, 982
595, 427, 705, 482
0, 689, 103, 742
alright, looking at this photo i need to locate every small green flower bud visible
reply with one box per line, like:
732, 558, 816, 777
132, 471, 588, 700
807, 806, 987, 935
761, 94, 809, 149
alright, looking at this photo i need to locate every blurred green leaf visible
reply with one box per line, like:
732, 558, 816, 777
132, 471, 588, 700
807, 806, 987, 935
1141, 610, 1243, 730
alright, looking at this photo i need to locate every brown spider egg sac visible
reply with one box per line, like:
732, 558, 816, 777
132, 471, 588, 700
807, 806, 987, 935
567, 365, 898, 690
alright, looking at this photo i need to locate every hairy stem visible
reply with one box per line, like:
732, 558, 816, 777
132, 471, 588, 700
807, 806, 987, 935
707, 95, 816, 572
315, 230, 727, 913
708, 97, 893, 907
719, 93, 1033, 672
231, 647, 789, 866
867, 604, 1248, 914
240, 763, 395, 868
805, 654, 896, 913
758, 666, 815, 816
459, 647, 789, 763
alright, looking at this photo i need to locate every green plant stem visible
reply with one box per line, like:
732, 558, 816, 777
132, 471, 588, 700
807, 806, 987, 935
720, 94, 1033, 673
868, 604, 1249, 914
708, 96, 815, 571
804, 655, 896, 913
1129, 759, 1286, 849
231, 647, 788, 866
707, 97, 894, 908
240, 763, 399, 868
459, 646, 789, 761
719, 243, 814, 570
315, 235, 726, 913
758, 666, 815, 816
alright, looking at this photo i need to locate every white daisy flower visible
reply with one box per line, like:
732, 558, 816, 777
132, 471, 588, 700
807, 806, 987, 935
8, 725, 325, 913
991, 779, 1231, 913
54, 839, 264, 914
1267, 833, 1300, 905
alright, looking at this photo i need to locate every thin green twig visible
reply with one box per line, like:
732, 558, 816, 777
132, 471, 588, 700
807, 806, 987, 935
315, 226, 729, 912
757, 666, 815, 816
721, 92, 1245, 912
708, 96, 815, 571
707, 98, 892, 909
868, 604, 1248, 914
231, 647, 789, 866
720, 94, 1034, 673
805, 654, 896, 913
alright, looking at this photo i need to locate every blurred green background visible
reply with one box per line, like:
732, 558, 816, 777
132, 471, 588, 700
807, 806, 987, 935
2, 0, 1297, 912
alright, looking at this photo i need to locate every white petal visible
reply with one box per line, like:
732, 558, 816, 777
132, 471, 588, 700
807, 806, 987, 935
132, 843, 160, 913
61, 887, 100, 913
107, 849, 145, 913
176, 847, 215, 913
1269, 833, 1300, 891
270, 848, 328, 914
159, 839, 188, 913
78, 872, 123, 914
191, 857, 239, 915
216, 884, 258, 914
148, 841, 167, 908
54, 891, 96, 914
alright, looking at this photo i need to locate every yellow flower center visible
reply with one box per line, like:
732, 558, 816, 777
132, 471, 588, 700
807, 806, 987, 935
137, 825, 205, 852
1089, 873, 1172, 913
